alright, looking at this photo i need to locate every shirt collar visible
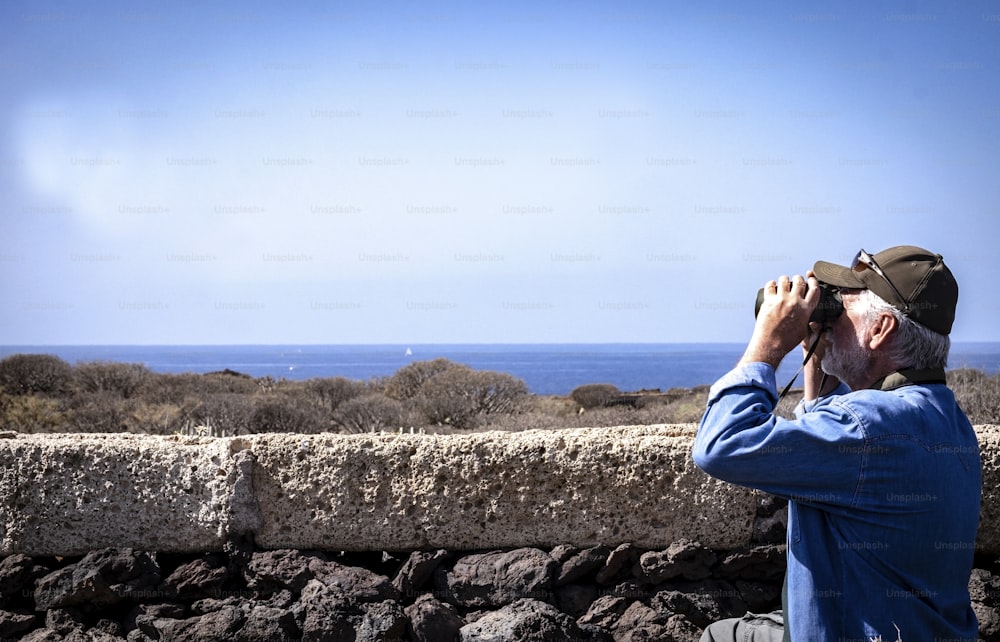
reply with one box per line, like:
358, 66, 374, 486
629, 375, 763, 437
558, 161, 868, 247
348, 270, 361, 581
873, 367, 947, 391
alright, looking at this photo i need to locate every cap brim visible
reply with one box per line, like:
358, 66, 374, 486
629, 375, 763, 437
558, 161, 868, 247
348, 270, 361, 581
813, 260, 867, 289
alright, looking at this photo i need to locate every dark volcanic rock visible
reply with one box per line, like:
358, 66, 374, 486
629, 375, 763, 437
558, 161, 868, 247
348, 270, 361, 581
241, 603, 301, 641
244, 549, 330, 594
970, 568, 1000, 640
392, 549, 449, 598
298, 578, 405, 641
128, 601, 186, 636
438, 548, 557, 609
355, 600, 408, 642
5, 541, 796, 641
735, 579, 782, 613
636, 539, 716, 583
595, 543, 638, 585
716, 544, 786, 582
578, 594, 631, 631
318, 561, 400, 603
557, 545, 611, 586
246, 549, 398, 604
0, 607, 38, 638
651, 580, 747, 629
458, 598, 588, 642
299, 578, 361, 641
607, 579, 652, 602
44, 606, 87, 634
548, 544, 578, 564
191, 595, 243, 615
613, 601, 701, 642
34, 549, 160, 610
0, 553, 50, 603
146, 604, 245, 642
21, 629, 85, 641
613, 601, 668, 641
161, 554, 229, 600
753, 495, 789, 544
555, 582, 598, 618
405, 593, 464, 642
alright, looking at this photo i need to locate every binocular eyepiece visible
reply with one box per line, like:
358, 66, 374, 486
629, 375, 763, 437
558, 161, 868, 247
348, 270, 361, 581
754, 282, 844, 325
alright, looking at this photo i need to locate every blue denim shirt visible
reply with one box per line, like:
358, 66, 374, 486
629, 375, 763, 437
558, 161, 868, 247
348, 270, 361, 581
693, 361, 981, 642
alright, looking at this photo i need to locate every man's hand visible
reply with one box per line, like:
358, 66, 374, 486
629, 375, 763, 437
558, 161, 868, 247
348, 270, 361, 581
802, 320, 841, 400
739, 274, 821, 369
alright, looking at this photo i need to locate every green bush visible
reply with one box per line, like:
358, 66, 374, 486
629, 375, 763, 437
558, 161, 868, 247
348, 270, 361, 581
0, 353, 73, 396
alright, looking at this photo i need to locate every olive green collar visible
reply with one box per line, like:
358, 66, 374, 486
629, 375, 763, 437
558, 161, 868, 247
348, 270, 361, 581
874, 368, 947, 391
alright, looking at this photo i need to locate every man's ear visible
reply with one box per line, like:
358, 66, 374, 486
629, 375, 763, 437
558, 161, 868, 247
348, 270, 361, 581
868, 312, 898, 351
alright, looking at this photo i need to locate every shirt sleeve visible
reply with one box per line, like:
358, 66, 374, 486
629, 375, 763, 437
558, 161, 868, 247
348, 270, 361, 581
692, 361, 866, 508
793, 380, 852, 418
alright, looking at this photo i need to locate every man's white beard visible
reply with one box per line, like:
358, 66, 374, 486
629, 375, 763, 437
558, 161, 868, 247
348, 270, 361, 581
821, 329, 872, 387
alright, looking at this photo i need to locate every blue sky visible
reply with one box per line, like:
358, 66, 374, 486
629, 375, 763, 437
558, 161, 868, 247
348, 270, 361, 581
2, 1, 999, 344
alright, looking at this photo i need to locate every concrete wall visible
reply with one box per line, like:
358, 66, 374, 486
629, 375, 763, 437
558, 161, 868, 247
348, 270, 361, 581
2, 425, 997, 557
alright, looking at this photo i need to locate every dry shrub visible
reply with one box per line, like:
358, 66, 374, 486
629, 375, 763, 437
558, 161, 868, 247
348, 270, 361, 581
129, 402, 183, 435
414, 364, 528, 430
570, 383, 621, 409
305, 377, 366, 411
180, 393, 256, 436
64, 392, 135, 433
249, 396, 327, 434
0, 394, 65, 433
486, 388, 710, 430
335, 393, 404, 433
32, 354, 1000, 436
951, 368, 1000, 424
140, 372, 258, 405
0, 354, 73, 396
383, 358, 455, 400
74, 361, 150, 398
467, 370, 529, 415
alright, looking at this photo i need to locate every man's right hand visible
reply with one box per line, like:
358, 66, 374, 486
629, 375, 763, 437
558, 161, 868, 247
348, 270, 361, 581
801, 269, 841, 400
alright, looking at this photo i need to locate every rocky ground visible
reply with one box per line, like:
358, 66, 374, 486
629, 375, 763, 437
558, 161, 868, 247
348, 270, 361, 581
3, 535, 1000, 641
0, 538, 780, 642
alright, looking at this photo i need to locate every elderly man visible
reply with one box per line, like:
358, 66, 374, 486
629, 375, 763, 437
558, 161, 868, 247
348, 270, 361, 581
693, 246, 981, 641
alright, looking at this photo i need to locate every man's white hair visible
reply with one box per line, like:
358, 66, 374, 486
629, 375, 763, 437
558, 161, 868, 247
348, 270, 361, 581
857, 289, 950, 370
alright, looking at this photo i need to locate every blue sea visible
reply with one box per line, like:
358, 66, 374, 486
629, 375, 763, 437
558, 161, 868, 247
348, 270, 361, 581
2, 343, 999, 396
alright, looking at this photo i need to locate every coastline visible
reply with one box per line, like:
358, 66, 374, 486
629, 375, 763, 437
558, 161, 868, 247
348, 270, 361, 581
2, 342, 998, 396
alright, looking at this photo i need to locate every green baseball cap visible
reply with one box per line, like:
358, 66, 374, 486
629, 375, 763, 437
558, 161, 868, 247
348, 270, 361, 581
813, 245, 958, 335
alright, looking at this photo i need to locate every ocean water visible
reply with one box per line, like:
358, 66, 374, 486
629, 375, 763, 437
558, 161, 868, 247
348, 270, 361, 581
2, 343, 999, 396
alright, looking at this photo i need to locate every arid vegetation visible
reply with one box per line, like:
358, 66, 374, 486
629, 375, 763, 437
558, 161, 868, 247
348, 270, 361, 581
0, 353, 997, 435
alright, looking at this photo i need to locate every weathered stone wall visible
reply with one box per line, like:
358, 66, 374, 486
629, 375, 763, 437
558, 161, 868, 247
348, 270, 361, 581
2, 425, 999, 557
3, 426, 1000, 640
